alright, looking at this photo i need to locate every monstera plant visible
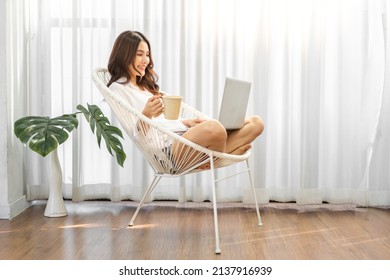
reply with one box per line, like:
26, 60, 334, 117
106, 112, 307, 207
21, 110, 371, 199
14, 104, 126, 166
14, 104, 126, 217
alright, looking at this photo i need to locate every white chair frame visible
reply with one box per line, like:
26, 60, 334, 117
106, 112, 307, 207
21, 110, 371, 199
92, 67, 262, 254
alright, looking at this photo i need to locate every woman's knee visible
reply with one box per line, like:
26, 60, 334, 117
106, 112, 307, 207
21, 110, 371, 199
248, 115, 265, 137
204, 120, 228, 142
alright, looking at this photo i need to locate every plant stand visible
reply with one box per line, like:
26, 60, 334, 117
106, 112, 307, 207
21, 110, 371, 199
44, 148, 68, 217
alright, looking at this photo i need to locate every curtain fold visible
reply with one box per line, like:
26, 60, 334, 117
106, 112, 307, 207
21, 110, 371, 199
25, 0, 390, 207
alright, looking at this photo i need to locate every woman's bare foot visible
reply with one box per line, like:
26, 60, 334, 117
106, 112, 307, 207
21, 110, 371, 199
198, 163, 210, 170
194, 145, 252, 171
230, 144, 252, 155
197, 156, 216, 170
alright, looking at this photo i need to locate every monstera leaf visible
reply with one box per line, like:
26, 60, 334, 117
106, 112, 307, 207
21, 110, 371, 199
14, 114, 79, 157
77, 104, 126, 167
14, 104, 126, 167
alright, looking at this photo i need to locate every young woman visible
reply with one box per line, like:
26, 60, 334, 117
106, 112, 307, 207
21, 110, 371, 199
107, 31, 264, 166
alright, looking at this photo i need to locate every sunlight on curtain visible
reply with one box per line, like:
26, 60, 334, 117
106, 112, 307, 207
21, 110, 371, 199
26, 0, 390, 206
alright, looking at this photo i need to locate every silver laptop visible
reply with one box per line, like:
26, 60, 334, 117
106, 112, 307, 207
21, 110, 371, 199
218, 77, 251, 130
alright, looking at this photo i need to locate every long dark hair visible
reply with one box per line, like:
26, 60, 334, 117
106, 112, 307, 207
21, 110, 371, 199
107, 31, 159, 94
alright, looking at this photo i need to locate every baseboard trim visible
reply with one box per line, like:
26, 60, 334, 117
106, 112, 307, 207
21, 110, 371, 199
0, 195, 31, 220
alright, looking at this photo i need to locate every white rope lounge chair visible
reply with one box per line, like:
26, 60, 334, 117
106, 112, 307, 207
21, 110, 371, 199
92, 67, 262, 254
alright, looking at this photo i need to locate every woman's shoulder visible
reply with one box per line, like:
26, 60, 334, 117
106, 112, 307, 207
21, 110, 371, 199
108, 77, 128, 90
109, 79, 142, 97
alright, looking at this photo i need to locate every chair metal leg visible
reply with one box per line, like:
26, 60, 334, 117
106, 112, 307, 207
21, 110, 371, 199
128, 175, 162, 226
246, 159, 263, 226
209, 154, 221, 254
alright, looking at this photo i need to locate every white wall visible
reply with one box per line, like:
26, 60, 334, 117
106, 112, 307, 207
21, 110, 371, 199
0, 0, 31, 219
0, 0, 8, 217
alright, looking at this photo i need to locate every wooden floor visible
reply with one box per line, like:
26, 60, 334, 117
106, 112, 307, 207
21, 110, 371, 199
0, 200, 389, 260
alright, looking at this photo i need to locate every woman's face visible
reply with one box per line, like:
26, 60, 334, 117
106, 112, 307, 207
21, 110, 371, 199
129, 41, 150, 80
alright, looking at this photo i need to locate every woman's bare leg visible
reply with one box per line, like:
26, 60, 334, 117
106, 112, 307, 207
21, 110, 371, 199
172, 120, 227, 171
171, 116, 264, 171
180, 119, 227, 151
226, 115, 264, 155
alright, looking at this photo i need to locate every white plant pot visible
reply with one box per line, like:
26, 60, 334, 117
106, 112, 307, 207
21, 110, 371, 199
44, 148, 68, 217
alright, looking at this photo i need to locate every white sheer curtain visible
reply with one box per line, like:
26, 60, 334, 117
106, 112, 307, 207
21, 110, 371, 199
25, 0, 390, 207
